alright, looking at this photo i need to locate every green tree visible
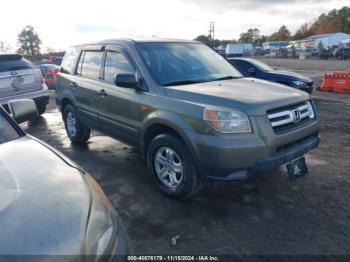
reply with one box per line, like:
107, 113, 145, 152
17, 25, 42, 59
194, 35, 213, 46
239, 28, 260, 43
318, 41, 325, 50
256, 35, 267, 46
194, 35, 236, 47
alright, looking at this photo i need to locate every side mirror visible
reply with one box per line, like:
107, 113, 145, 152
247, 67, 256, 76
114, 73, 138, 89
8, 99, 38, 124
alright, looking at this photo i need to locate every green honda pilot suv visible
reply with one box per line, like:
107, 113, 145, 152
56, 39, 319, 199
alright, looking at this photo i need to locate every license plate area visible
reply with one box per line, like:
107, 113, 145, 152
287, 157, 308, 181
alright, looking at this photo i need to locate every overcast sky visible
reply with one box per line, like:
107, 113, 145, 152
0, 0, 348, 51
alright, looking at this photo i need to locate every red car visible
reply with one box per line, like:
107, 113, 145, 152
38, 64, 60, 87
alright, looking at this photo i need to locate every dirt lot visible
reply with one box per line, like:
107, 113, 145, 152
22, 59, 350, 257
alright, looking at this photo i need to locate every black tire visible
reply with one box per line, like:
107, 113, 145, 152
146, 133, 202, 200
63, 104, 91, 144
36, 103, 46, 116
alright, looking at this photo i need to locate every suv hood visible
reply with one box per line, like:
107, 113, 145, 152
269, 70, 313, 83
165, 78, 309, 116
0, 136, 90, 255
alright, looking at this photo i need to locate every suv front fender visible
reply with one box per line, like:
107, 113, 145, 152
141, 110, 201, 171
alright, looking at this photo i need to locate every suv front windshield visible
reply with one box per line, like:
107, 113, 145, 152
250, 59, 274, 72
0, 109, 20, 144
136, 42, 242, 86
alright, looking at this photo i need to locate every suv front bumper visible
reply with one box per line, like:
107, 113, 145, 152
189, 118, 319, 181
206, 132, 319, 181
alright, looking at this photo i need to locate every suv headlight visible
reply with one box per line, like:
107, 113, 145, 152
292, 80, 308, 88
203, 107, 252, 133
306, 101, 315, 119
84, 175, 118, 261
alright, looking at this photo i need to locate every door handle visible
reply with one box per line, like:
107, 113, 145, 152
99, 89, 107, 97
70, 82, 77, 90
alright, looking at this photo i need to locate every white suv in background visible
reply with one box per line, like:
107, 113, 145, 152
0, 54, 49, 115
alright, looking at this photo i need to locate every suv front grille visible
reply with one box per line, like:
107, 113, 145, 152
267, 101, 315, 134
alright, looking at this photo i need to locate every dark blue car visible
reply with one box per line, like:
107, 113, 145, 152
228, 58, 314, 93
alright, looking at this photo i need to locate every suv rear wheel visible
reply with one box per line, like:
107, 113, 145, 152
147, 133, 202, 199
63, 104, 90, 144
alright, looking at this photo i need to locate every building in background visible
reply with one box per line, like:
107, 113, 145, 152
292, 32, 350, 49
262, 41, 289, 51
341, 38, 350, 47
262, 41, 289, 57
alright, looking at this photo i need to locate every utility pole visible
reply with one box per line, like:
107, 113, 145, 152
209, 21, 215, 48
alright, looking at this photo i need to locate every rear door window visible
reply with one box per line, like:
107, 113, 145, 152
0, 56, 33, 73
103, 51, 135, 83
78, 51, 103, 80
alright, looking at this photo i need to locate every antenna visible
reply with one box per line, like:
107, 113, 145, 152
209, 21, 215, 47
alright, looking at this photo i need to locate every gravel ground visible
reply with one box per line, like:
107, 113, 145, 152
22, 59, 350, 258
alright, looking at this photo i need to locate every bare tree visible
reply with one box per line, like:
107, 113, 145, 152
0, 41, 12, 53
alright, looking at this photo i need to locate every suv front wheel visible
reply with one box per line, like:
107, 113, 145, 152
147, 133, 202, 199
63, 104, 91, 144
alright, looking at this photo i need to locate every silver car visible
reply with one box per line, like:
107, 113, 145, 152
0, 54, 49, 115
0, 99, 130, 260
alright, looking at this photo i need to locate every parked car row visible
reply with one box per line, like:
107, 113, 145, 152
332, 47, 350, 59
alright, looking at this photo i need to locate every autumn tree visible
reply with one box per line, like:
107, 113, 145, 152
270, 25, 291, 41
293, 23, 309, 40
299, 6, 350, 36
17, 26, 42, 59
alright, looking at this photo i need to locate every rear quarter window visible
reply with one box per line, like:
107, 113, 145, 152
0, 56, 34, 73
60, 47, 80, 75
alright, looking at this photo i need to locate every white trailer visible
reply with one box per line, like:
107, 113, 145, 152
225, 43, 253, 57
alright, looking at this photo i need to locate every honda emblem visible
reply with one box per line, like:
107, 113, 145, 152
293, 109, 301, 123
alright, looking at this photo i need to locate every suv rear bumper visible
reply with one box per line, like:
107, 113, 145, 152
0, 88, 49, 107
189, 120, 319, 181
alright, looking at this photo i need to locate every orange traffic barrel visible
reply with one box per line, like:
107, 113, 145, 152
320, 72, 350, 93
332, 72, 350, 93
320, 72, 334, 92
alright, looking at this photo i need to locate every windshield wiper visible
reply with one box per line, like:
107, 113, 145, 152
163, 76, 242, 86
163, 80, 204, 86
211, 76, 241, 81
